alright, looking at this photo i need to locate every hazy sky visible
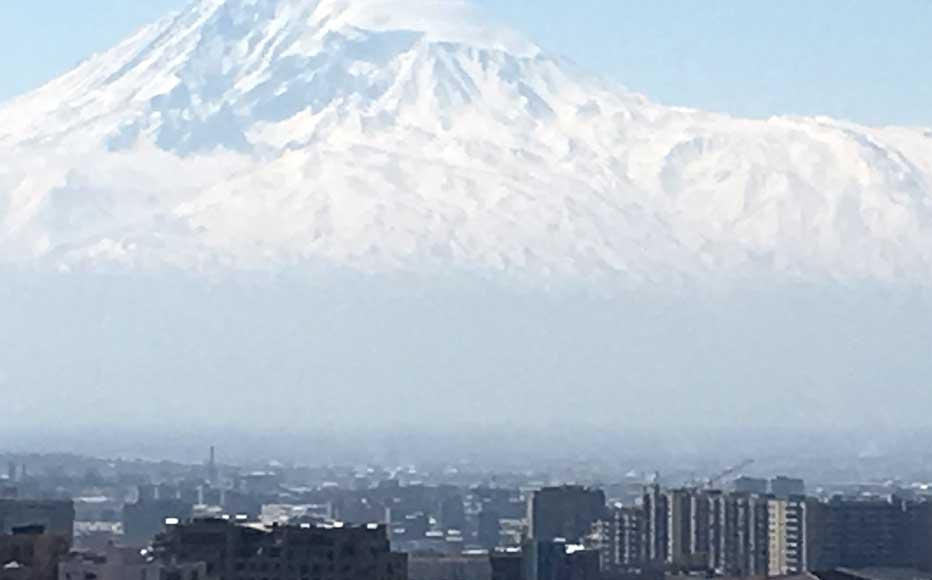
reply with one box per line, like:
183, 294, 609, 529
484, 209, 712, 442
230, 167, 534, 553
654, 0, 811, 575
0, 0, 929, 126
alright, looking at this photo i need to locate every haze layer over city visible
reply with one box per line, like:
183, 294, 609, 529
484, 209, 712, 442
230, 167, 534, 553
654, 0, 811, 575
1, 0, 931, 469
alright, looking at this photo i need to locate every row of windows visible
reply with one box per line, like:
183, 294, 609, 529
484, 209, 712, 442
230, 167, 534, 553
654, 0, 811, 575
230, 566, 397, 580
235, 563, 349, 573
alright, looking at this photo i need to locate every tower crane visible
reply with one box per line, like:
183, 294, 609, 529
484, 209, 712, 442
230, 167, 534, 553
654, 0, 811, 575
703, 459, 755, 490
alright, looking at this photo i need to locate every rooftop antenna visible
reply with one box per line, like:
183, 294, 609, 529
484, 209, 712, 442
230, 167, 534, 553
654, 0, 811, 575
208, 446, 218, 484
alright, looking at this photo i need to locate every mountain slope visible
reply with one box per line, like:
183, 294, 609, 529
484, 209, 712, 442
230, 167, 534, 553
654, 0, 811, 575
1, 0, 931, 286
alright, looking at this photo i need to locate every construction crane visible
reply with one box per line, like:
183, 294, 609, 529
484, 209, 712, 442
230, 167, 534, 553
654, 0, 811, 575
703, 459, 755, 490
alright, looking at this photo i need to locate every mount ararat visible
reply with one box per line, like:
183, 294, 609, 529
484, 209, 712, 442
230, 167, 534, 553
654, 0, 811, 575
2, 0, 932, 446
1, 0, 930, 287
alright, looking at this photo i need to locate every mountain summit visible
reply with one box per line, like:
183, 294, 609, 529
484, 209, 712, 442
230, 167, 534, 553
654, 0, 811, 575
1, 0, 931, 286
0, 0, 541, 152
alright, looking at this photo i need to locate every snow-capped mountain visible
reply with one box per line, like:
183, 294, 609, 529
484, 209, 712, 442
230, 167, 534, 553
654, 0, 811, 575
1, 0, 931, 286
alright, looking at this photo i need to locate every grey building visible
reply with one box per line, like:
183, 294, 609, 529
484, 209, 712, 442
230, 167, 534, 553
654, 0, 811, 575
0, 526, 70, 580
804, 496, 932, 572
0, 501, 74, 544
122, 498, 193, 547
642, 485, 668, 566
478, 508, 502, 550
717, 492, 769, 577
154, 519, 407, 580
529, 486, 605, 544
591, 505, 645, 571
732, 477, 768, 496
771, 477, 805, 499
521, 541, 600, 580
58, 544, 207, 580
490, 550, 523, 580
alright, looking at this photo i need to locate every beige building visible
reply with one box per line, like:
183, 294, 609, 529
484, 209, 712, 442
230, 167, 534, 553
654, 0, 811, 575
768, 498, 807, 575
768, 499, 789, 576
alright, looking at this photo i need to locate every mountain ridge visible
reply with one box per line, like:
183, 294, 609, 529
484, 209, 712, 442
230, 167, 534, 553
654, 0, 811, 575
1, 0, 931, 287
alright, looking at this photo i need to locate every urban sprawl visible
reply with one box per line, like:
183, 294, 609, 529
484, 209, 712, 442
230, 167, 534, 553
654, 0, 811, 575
0, 450, 930, 580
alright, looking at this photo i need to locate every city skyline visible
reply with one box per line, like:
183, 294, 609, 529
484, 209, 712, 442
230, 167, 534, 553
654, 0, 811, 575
5, 446, 932, 580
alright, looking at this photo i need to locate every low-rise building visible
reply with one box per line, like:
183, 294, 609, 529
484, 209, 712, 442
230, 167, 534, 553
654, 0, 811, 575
153, 518, 407, 580
408, 551, 490, 580
0, 526, 70, 580
490, 541, 600, 580
58, 545, 206, 580
0, 501, 74, 544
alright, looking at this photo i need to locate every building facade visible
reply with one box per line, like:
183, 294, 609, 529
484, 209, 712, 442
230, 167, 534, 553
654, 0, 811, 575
768, 497, 807, 576
806, 496, 912, 571
0, 502, 74, 544
58, 545, 207, 580
528, 487, 605, 544
641, 487, 769, 577
770, 478, 805, 499
154, 519, 407, 580
0, 527, 70, 580
123, 498, 194, 547
642, 486, 667, 567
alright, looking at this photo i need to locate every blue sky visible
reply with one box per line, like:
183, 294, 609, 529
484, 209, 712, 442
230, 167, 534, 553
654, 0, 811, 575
1, 0, 929, 126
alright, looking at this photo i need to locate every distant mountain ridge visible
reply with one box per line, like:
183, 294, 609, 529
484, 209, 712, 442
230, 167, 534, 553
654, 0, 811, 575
1, 0, 931, 287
